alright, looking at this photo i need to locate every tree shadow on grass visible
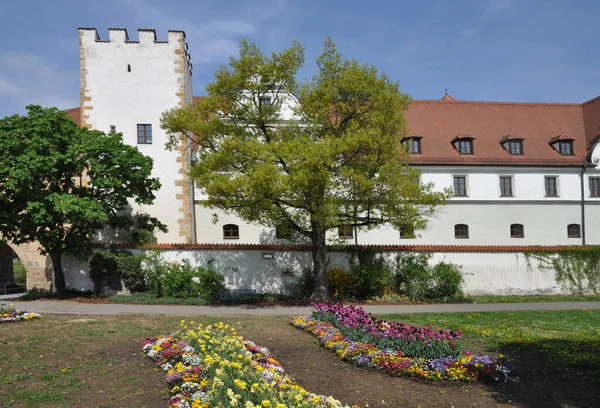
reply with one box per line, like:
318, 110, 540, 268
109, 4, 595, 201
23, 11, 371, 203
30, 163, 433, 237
485, 338, 599, 407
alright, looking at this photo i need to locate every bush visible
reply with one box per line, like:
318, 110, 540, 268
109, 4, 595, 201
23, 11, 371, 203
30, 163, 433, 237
155, 258, 225, 302
326, 265, 352, 298
392, 254, 464, 301
195, 264, 226, 303
429, 261, 464, 300
348, 249, 393, 299
90, 250, 143, 295
162, 259, 200, 298
393, 253, 431, 300
297, 267, 314, 299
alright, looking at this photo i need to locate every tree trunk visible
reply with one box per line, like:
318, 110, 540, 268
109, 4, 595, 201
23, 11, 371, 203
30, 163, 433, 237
51, 253, 66, 294
310, 224, 329, 301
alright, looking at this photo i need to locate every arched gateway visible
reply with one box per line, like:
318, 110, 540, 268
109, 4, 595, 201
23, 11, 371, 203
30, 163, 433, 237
0, 237, 52, 291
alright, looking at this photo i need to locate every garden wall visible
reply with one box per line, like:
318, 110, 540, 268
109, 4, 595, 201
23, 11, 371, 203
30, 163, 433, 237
61, 246, 567, 295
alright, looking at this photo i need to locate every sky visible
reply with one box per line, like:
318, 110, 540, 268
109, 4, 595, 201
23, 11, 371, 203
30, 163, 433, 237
1, 0, 599, 117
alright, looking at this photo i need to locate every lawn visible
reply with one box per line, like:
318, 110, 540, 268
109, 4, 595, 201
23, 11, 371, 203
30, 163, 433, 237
471, 294, 600, 303
0, 310, 598, 407
12, 261, 26, 287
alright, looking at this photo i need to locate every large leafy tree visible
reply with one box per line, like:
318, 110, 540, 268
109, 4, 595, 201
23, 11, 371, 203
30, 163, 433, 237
161, 38, 448, 300
0, 105, 165, 293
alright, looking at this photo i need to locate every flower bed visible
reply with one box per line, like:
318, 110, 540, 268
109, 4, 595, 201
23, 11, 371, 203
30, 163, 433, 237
143, 321, 359, 408
312, 302, 463, 359
291, 304, 513, 382
0, 308, 40, 323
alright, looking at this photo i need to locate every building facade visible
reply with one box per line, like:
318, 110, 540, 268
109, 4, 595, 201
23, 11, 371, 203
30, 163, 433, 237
55, 27, 600, 295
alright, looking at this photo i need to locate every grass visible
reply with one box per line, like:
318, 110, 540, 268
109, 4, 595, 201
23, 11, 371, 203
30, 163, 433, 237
1, 310, 599, 407
108, 292, 209, 305
381, 309, 600, 377
0, 314, 249, 407
471, 294, 600, 303
13, 261, 26, 287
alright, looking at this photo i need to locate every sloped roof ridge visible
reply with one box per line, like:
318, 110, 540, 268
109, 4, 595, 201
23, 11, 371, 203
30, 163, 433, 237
411, 99, 582, 107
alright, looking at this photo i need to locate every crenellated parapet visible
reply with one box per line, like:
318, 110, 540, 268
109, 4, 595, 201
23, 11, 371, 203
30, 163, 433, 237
78, 27, 192, 71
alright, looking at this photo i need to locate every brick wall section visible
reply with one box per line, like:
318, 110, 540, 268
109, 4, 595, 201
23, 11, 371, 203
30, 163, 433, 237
173, 36, 193, 243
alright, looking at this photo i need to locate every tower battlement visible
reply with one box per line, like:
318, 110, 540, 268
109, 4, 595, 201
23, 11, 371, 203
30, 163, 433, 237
78, 27, 192, 70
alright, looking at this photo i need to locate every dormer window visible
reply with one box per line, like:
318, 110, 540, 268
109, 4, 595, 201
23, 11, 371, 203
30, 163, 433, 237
458, 139, 473, 154
558, 140, 573, 156
549, 134, 574, 156
500, 134, 524, 155
507, 140, 523, 155
452, 134, 474, 155
403, 137, 422, 154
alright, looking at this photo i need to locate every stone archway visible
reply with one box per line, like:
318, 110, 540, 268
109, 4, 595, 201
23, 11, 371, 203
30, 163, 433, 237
0, 238, 52, 291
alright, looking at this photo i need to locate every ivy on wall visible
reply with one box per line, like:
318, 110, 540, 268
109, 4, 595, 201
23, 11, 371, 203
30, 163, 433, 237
524, 246, 600, 294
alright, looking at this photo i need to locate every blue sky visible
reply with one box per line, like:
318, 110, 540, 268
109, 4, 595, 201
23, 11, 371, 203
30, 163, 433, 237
1, 0, 599, 117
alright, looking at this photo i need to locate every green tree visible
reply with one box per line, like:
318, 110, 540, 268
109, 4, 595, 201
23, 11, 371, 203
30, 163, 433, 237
0, 105, 165, 293
161, 38, 448, 300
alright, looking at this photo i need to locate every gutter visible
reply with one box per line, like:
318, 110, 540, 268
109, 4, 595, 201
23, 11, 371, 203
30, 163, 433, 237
580, 165, 587, 245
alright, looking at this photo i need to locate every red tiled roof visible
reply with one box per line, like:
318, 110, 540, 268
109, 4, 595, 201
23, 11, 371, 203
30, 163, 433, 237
404, 98, 588, 166
64, 107, 81, 127
91, 242, 577, 253
583, 95, 600, 147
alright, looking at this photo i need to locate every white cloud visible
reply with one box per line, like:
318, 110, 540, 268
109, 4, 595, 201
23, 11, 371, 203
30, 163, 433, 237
0, 51, 78, 116
0, 77, 20, 96
116, 0, 289, 63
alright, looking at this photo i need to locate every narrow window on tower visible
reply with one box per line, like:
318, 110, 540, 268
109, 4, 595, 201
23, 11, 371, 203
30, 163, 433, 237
137, 124, 152, 144
127, 64, 131, 72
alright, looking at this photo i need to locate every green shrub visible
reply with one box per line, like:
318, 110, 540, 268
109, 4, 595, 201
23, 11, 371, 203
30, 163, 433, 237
195, 263, 226, 303
297, 267, 314, 299
89, 251, 119, 295
392, 254, 464, 301
348, 249, 393, 299
114, 252, 144, 292
393, 253, 431, 301
138, 250, 170, 297
162, 259, 200, 298
429, 261, 464, 300
327, 265, 352, 298
90, 250, 143, 295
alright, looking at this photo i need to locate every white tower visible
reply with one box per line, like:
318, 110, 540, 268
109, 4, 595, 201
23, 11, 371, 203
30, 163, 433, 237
78, 27, 195, 243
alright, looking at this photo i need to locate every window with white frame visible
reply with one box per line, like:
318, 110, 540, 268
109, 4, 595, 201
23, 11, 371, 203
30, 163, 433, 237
453, 176, 467, 197
545, 176, 558, 197
499, 176, 513, 197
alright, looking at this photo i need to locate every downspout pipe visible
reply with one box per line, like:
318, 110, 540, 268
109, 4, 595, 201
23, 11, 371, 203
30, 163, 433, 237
580, 165, 586, 245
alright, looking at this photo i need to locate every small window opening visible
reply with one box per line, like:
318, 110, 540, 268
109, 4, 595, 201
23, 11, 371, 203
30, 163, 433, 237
127, 64, 131, 72
338, 226, 353, 239
223, 224, 239, 239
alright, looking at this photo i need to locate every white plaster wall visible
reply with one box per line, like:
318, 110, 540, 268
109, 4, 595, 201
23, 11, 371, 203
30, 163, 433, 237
80, 29, 191, 243
421, 166, 583, 201
427, 252, 566, 295
62, 249, 566, 296
196, 202, 583, 246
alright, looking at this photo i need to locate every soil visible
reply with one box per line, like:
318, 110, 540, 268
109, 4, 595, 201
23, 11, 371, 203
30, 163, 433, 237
238, 321, 600, 408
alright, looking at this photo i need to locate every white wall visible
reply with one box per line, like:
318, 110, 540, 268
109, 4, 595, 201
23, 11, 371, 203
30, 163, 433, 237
62, 249, 568, 296
80, 28, 192, 243
421, 166, 583, 201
